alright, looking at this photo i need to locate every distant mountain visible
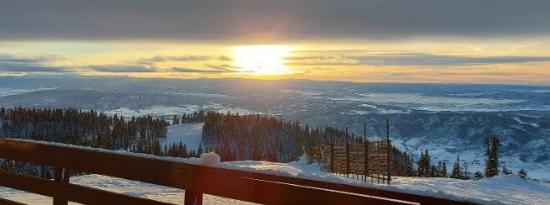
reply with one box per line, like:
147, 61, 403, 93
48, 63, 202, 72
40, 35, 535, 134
0, 76, 549, 179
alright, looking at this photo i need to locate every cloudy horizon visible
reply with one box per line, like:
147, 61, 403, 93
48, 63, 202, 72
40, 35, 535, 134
1, 0, 550, 84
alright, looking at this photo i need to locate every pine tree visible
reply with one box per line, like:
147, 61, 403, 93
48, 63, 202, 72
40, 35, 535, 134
197, 145, 204, 157
484, 136, 500, 177
430, 164, 437, 177
451, 154, 462, 179
172, 115, 180, 125
417, 149, 431, 177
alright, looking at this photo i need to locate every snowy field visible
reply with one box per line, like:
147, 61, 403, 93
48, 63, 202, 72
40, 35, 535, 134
0, 153, 548, 205
162, 123, 204, 151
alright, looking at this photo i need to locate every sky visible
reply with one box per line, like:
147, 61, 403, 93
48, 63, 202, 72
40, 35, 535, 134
1, 0, 550, 84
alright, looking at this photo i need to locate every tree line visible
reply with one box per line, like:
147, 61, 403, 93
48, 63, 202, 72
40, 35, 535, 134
0, 107, 169, 177
0, 107, 529, 181
415, 135, 528, 180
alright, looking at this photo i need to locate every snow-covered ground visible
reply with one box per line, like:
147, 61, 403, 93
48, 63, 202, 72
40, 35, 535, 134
1, 153, 548, 205
104, 105, 254, 118
224, 156, 550, 205
0, 174, 256, 205
162, 123, 204, 151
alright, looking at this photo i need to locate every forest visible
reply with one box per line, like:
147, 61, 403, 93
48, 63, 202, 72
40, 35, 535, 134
0, 107, 510, 181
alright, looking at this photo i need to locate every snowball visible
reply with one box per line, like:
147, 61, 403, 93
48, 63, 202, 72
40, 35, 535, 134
198, 152, 221, 166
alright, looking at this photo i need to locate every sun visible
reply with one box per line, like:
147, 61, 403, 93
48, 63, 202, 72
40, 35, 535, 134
233, 45, 293, 75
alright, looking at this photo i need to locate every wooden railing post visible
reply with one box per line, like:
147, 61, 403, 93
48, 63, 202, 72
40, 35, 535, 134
330, 144, 334, 173
386, 119, 391, 184
184, 190, 203, 205
53, 168, 70, 205
345, 128, 349, 178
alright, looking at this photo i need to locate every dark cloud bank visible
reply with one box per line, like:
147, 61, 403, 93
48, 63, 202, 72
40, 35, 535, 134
357, 54, 550, 66
1, 0, 549, 40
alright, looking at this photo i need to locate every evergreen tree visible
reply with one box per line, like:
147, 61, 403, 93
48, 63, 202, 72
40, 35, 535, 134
430, 164, 437, 177
417, 149, 431, 177
197, 144, 204, 156
451, 154, 462, 179
502, 164, 512, 175
172, 115, 180, 125
484, 136, 500, 177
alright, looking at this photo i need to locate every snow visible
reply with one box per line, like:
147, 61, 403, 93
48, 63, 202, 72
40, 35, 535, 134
222, 156, 550, 205
513, 117, 540, 128
0, 174, 257, 205
162, 123, 204, 151
227, 157, 550, 205
197, 152, 221, 166
105, 106, 199, 117
104, 104, 254, 118
390, 175, 550, 205
331, 92, 524, 112
0, 87, 55, 97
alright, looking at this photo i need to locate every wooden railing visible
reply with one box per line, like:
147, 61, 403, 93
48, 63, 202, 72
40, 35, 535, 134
0, 138, 479, 205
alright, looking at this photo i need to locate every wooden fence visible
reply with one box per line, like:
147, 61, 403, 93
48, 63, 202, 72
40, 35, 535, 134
0, 138, 479, 205
313, 140, 391, 184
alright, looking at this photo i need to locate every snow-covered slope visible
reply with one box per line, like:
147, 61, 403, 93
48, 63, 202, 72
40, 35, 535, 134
224, 156, 550, 205
162, 123, 204, 151
1, 153, 548, 205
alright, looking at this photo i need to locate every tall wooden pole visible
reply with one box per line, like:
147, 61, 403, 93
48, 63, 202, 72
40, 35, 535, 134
330, 144, 334, 173
345, 127, 350, 178
363, 122, 368, 182
386, 119, 391, 184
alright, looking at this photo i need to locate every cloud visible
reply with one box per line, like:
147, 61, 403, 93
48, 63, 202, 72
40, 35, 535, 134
356, 53, 550, 66
137, 55, 211, 65
203, 64, 239, 72
171, 67, 225, 73
285, 52, 550, 67
1, 0, 549, 40
171, 64, 240, 73
0, 54, 67, 73
0, 54, 58, 63
286, 56, 359, 66
0, 63, 69, 73
219, 55, 232, 61
89, 65, 156, 73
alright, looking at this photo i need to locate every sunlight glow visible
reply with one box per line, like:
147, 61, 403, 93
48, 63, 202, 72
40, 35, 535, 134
233, 45, 293, 75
